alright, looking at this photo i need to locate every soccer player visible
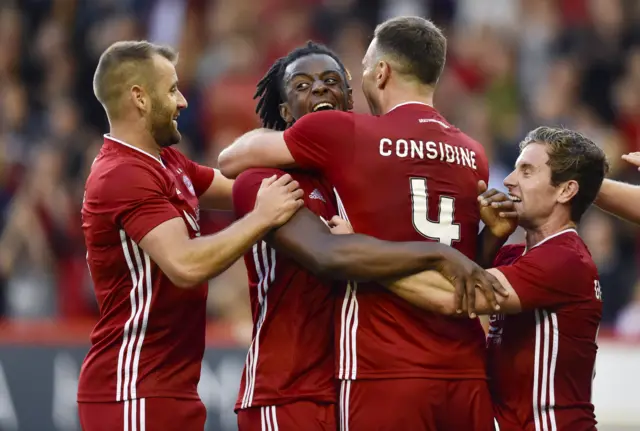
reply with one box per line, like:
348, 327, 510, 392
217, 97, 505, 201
594, 151, 640, 224
77, 41, 304, 430
233, 41, 504, 431
398, 127, 607, 430
220, 17, 497, 430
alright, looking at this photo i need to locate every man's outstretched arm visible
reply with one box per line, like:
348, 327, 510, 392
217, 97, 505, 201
385, 268, 521, 316
218, 129, 296, 179
595, 179, 640, 225
219, 110, 353, 178
267, 207, 506, 315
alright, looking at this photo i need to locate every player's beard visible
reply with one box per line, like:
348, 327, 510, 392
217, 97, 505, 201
149, 97, 181, 148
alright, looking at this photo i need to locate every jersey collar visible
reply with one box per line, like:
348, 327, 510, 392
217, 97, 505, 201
103, 134, 165, 168
386, 101, 433, 114
523, 228, 578, 255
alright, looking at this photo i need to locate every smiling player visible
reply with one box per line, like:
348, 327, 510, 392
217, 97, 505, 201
398, 127, 607, 430
232, 41, 503, 431
77, 41, 305, 430
219, 17, 504, 430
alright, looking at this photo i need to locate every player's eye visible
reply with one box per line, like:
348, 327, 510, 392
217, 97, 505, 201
296, 82, 310, 91
325, 78, 338, 85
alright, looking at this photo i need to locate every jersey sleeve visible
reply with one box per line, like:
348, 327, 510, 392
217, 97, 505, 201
494, 245, 589, 310
232, 168, 288, 217
492, 244, 525, 267
282, 110, 354, 173
170, 149, 215, 197
103, 163, 181, 243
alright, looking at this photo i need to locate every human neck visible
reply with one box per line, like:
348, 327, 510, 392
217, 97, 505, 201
109, 121, 160, 158
524, 215, 576, 250
381, 83, 434, 114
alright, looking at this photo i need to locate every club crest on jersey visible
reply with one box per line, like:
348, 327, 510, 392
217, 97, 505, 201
182, 175, 195, 195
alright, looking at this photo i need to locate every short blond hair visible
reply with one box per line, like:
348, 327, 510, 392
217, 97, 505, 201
93, 40, 177, 117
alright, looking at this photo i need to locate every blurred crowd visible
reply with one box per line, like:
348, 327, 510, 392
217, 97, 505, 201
1, 0, 640, 339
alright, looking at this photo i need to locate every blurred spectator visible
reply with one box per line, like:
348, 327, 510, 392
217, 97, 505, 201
1, 0, 640, 339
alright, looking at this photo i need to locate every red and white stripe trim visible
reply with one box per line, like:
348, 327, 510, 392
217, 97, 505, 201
339, 380, 352, 431
124, 398, 146, 431
334, 188, 359, 381
240, 241, 276, 408
116, 230, 153, 403
533, 309, 559, 431
260, 406, 279, 431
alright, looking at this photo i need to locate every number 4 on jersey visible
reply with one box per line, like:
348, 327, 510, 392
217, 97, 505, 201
410, 177, 460, 246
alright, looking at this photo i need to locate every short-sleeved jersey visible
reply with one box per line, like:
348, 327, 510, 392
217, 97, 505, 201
488, 229, 601, 431
78, 135, 215, 402
282, 102, 490, 380
232, 168, 339, 410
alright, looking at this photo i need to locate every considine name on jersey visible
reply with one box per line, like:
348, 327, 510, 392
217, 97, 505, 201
379, 138, 478, 170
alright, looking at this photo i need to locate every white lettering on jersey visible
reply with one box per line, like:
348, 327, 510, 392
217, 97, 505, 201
378, 138, 477, 169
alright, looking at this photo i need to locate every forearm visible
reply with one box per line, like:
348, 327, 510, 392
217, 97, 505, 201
384, 271, 458, 315
314, 235, 454, 281
175, 212, 270, 286
270, 209, 453, 281
595, 179, 640, 224
476, 227, 508, 268
218, 129, 288, 178
386, 271, 500, 315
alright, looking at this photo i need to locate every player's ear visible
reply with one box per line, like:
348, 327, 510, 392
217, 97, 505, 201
347, 87, 354, 111
279, 102, 294, 125
131, 85, 149, 113
376, 60, 391, 90
557, 180, 579, 204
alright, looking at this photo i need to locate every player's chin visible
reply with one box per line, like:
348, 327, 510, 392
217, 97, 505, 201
160, 132, 181, 148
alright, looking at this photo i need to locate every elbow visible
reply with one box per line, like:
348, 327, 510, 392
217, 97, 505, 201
165, 263, 204, 289
307, 251, 344, 280
217, 150, 241, 179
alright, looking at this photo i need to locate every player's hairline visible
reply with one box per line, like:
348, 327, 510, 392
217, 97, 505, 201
93, 41, 178, 116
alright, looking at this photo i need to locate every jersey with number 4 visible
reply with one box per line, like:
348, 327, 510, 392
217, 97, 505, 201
282, 102, 490, 380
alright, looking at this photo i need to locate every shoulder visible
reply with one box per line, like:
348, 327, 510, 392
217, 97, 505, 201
526, 233, 596, 278
233, 168, 287, 197
88, 158, 167, 199
290, 110, 355, 131
236, 167, 289, 183
494, 244, 526, 266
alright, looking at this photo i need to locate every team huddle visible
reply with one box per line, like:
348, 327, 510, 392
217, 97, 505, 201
77, 14, 637, 431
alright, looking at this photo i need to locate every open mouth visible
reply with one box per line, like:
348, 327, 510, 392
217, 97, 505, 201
312, 102, 336, 112
508, 194, 522, 203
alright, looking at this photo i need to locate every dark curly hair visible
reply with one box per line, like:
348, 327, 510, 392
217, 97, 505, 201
254, 41, 350, 131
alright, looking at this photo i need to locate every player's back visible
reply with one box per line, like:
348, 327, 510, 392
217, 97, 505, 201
232, 168, 338, 410
78, 136, 208, 402
320, 103, 489, 379
488, 232, 601, 431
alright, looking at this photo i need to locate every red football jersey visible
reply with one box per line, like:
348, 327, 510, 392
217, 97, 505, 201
282, 102, 490, 380
232, 168, 338, 410
78, 135, 214, 402
488, 229, 601, 431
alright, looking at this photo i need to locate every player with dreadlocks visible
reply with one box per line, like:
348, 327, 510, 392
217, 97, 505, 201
253, 41, 352, 131
231, 41, 503, 430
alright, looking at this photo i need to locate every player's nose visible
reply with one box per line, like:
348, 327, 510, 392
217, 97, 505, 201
311, 80, 328, 95
177, 91, 188, 109
503, 170, 516, 188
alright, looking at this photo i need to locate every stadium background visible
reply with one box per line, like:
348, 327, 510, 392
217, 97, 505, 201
0, 0, 639, 429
